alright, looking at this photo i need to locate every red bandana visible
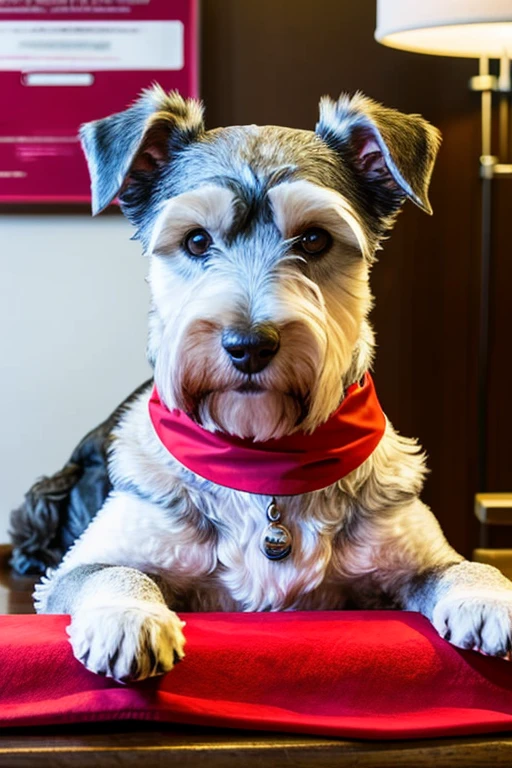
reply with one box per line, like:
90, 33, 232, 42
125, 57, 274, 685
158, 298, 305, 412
148, 374, 386, 496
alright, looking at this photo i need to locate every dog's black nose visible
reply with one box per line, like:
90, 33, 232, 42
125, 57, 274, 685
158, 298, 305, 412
222, 324, 280, 374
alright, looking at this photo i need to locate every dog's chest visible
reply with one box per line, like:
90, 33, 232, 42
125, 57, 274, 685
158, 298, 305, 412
180, 489, 350, 612
108, 394, 353, 609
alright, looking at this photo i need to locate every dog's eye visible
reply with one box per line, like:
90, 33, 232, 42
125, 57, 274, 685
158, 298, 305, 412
299, 228, 332, 256
184, 229, 212, 257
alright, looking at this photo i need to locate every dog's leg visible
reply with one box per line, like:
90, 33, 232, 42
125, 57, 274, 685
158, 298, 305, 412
32, 489, 198, 681
353, 498, 512, 657
403, 559, 512, 657
35, 563, 185, 681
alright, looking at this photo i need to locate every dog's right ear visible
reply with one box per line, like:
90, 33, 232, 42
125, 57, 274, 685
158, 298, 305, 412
80, 85, 204, 216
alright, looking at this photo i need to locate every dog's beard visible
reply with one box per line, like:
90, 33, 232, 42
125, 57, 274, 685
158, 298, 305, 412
152, 264, 370, 440
154, 315, 324, 440
154, 318, 353, 441
198, 390, 304, 442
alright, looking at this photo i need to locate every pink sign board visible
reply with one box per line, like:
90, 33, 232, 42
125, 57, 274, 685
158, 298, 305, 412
0, 0, 198, 203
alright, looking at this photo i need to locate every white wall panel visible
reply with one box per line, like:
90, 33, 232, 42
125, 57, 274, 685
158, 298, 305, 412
0, 213, 150, 543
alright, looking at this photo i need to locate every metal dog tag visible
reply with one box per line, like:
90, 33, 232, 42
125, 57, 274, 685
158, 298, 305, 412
260, 499, 292, 561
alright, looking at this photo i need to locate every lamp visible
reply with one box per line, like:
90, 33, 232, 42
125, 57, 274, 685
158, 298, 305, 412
375, 2, 512, 58
376, 1, 512, 550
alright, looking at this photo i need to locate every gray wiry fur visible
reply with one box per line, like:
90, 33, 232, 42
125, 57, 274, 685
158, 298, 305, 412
35, 86, 512, 682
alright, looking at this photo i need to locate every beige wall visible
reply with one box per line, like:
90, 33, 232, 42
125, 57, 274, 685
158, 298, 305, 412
0, 213, 150, 542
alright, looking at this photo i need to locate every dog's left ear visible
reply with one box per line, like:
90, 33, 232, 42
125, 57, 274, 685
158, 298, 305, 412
316, 93, 441, 218
80, 85, 204, 216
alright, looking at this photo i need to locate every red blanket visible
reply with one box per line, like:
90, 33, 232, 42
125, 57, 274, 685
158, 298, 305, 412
1, 611, 512, 740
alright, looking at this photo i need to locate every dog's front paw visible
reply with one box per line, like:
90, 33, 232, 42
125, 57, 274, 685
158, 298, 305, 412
433, 589, 512, 657
67, 600, 186, 682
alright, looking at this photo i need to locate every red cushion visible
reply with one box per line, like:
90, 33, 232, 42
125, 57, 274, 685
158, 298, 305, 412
1, 611, 512, 739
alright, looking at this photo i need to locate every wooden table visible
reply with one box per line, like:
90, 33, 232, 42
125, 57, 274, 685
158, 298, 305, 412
1, 548, 511, 767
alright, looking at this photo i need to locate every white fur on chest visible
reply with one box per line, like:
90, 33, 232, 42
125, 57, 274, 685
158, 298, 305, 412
58, 485, 349, 612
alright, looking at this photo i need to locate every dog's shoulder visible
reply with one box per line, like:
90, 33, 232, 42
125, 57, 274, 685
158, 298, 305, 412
340, 418, 428, 514
108, 383, 188, 507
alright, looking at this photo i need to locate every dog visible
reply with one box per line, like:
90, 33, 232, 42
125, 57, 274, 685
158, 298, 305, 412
34, 85, 512, 683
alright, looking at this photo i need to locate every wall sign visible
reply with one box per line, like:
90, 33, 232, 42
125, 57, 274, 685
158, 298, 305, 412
0, 0, 198, 204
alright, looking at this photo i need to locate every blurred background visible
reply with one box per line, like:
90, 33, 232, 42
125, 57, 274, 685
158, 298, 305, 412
1, 0, 508, 557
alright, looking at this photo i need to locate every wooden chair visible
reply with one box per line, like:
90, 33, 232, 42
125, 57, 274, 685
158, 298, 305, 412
474, 493, 512, 579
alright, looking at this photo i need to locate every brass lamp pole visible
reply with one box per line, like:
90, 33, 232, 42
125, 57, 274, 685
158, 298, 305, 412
470, 56, 512, 548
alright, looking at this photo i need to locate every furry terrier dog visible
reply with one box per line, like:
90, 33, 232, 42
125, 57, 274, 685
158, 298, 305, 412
34, 86, 512, 682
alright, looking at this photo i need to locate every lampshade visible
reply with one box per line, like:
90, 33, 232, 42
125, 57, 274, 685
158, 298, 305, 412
376, 0, 512, 58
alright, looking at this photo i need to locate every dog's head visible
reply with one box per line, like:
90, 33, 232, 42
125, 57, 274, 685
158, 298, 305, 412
81, 85, 440, 441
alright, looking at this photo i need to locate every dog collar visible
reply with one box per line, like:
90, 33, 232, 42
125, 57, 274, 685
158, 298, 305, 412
148, 373, 386, 496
